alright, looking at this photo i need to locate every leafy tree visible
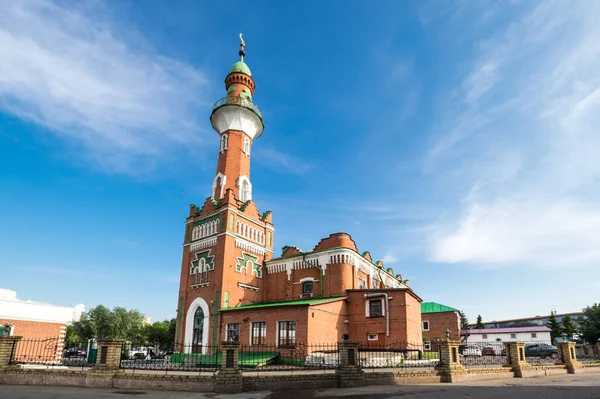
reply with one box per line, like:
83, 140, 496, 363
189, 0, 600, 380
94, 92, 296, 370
459, 311, 469, 330
547, 310, 563, 343
475, 315, 485, 329
71, 305, 147, 341
65, 324, 84, 345
562, 315, 577, 340
145, 319, 177, 349
579, 303, 600, 344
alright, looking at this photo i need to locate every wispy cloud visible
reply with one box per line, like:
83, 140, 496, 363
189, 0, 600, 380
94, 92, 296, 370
0, 1, 210, 173
253, 146, 314, 175
427, 1, 600, 268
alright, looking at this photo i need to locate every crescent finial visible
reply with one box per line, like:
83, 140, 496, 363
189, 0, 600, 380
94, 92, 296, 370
239, 33, 245, 48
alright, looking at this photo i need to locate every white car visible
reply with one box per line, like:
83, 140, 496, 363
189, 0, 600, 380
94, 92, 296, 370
462, 345, 482, 357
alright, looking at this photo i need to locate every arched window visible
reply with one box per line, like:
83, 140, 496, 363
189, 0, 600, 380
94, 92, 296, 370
220, 134, 228, 153
243, 137, 250, 156
241, 180, 251, 202
192, 307, 204, 353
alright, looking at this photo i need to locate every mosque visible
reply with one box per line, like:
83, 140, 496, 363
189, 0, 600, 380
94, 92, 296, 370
174, 36, 423, 353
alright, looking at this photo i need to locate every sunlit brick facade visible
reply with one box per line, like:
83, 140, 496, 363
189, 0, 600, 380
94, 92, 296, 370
174, 38, 423, 352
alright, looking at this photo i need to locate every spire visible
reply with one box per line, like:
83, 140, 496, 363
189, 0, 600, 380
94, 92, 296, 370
239, 33, 246, 62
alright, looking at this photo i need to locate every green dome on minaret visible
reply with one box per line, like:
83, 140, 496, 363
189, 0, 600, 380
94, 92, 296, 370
229, 61, 252, 76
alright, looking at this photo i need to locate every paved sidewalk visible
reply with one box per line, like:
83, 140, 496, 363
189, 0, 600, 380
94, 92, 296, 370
1, 373, 600, 399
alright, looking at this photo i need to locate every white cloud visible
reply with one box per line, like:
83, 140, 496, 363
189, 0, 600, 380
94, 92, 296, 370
0, 1, 210, 173
428, 1, 600, 268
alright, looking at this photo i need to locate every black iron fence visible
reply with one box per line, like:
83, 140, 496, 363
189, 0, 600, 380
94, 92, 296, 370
119, 342, 220, 374
8, 338, 96, 369
358, 342, 439, 370
459, 341, 507, 367
239, 343, 339, 372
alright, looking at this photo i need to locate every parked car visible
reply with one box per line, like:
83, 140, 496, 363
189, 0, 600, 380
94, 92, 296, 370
63, 347, 87, 358
524, 344, 558, 359
481, 346, 497, 356
463, 345, 482, 357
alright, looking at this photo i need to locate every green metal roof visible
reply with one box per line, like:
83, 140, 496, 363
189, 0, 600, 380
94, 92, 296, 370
221, 296, 345, 311
229, 61, 252, 76
421, 302, 458, 314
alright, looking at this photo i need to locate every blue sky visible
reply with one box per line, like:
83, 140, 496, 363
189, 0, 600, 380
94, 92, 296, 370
1, 0, 599, 325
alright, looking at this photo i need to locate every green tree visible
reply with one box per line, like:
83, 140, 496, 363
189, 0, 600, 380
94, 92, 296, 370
562, 315, 577, 340
475, 315, 485, 329
71, 305, 147, 341
547, 310, 563, 343
64, 324, 83, 345
579, 303, 600, 344
145, 319, 177, 350
459, 311, 469, 330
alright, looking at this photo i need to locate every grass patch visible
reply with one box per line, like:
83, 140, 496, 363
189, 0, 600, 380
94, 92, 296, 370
170, 351, 282, 367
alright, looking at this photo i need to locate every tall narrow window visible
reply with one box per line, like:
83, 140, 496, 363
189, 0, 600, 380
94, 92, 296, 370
358, 278, 366, 289
220, 134, 228, 153
192, 308, 204, 353
251, 321, 266, 345
241, 180, 251, 202
243, 136, 250, 156
278, 321, 296, 347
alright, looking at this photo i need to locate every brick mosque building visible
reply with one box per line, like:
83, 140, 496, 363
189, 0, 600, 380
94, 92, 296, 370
174, 37, 423, 353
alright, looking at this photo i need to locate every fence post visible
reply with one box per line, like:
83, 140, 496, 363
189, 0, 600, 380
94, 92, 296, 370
557, 341, 582, 373
505, 341, 530, 377
336, 341, 365, 388
90, 339, 125, 372
435, 340, 466, 382
215, 341, 242, 393
0, 336, 21, 370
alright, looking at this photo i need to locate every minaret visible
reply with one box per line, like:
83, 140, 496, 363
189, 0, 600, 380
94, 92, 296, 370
175, 35, 273, 352
210, 34, 264, 202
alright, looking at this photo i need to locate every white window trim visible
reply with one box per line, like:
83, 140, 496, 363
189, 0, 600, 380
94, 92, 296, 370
237, 175, 252, 202
365, 298, 385, 318
422, 320, 430, 332
243, 136, 251, 157
424, 341, 431, 351
220, 134, 228, 153
367, 334, 378, 341
212, 173, 227, 199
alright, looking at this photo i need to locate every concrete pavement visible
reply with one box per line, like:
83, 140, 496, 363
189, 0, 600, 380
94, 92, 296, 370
1, 373, 600, 399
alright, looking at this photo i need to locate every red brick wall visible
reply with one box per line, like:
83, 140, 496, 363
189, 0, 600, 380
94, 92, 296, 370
0, 318, 66, 362
345, 289, 422, 345
421, 311, 461, 346
221, 306, 308, 346
307, 299, 346, 343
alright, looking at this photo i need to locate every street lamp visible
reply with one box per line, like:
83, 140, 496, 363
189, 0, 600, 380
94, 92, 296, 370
445, 329, 451, 341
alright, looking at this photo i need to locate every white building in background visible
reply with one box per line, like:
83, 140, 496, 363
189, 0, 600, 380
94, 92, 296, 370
462, 326, 552, 346
0, 288, 85, 339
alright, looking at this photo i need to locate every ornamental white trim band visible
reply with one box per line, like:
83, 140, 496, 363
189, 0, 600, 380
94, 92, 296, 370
265, 248, 404, 289
235, 237, 266, 256
190, 236, 218, 252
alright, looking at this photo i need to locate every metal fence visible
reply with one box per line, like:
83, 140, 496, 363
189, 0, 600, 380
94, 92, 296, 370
358, 342, 439, 370
576, 345, 600, 364
8, 338, 96, 369
459, 341, 507, 367
239, 343, 339, 372
119, 342, 220, 374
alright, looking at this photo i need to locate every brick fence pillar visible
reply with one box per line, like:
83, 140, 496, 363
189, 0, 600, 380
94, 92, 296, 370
91, 339, 125, 371
436, 340, 466, 382
0, 336, 21, 370
596, 342, 600, 356
215, 341, 242, 393
336, 341, 365, 388
557, 342, 582, 373
505, 342, 530, 377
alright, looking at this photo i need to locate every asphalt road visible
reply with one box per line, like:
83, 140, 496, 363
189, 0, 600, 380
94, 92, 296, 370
1, 373, 600, 399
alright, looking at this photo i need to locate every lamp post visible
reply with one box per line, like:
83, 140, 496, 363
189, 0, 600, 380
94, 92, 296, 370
445, 329, 451, 341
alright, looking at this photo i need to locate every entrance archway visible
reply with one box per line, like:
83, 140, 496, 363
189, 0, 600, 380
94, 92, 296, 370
184, 297, 210, 354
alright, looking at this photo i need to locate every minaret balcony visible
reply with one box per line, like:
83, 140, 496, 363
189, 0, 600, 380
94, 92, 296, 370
210, 96, 264, 139
212, 96, 263, 121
